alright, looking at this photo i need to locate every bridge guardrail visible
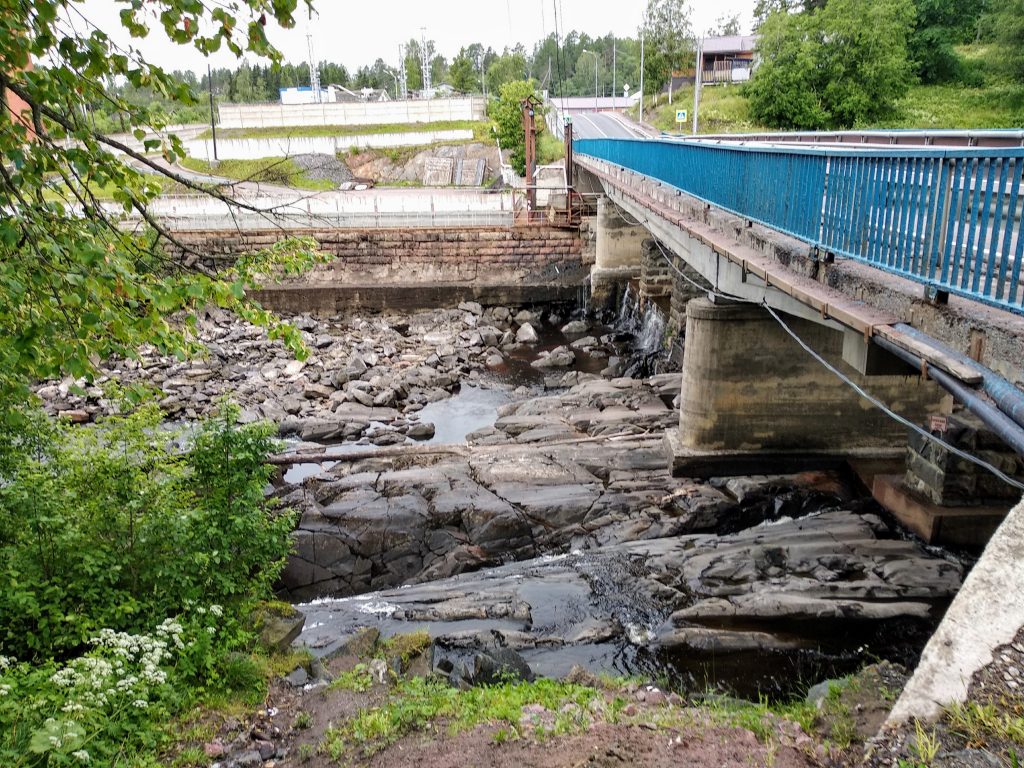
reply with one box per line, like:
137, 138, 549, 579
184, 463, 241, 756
575, 137, 1024, 315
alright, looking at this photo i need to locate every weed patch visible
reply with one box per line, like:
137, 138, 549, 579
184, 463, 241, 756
320, 676, 599, 758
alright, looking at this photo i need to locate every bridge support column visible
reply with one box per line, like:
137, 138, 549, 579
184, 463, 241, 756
666, 297, 947, 477
590, 196, 647, 311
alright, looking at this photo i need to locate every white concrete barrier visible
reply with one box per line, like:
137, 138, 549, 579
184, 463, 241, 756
106, 189, 514, 230
888, 495, 1024, 723
217, 97, 486, 129
184, 130, 475, 162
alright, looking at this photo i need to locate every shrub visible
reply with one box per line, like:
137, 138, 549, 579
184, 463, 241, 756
747, 0, 917, 129
0, 610, 241, 767
0, 403, 294, 661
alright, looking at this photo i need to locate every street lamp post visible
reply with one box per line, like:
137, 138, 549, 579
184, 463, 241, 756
581, 49, 598, 110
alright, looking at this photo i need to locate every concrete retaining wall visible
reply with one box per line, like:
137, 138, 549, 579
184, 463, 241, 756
133, 190, 513, 231
217, 98, 486, 129
185, 129, 475, 162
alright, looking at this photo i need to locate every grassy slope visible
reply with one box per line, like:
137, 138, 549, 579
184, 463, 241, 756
632, 46, 1024, 135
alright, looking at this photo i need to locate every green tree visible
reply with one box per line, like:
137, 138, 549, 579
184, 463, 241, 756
909, 0, 986, 83
233, 64, 256, 101
0, 0, 324, 412
640, 0, 694, 99
488, 79, 544, 175
450, 47, 481, 93
431, 55, 449, 87
747, 0, 917, 129
320, 61, 350, 87
486, 49, 529, 94
988, 0, 1024, 81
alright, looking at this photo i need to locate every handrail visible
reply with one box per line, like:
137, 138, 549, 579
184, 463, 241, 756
575, 136, 1024, 315
679, 129, 1024, 149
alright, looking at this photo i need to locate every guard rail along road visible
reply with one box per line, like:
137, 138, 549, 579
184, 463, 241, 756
574, 137, 1024, 315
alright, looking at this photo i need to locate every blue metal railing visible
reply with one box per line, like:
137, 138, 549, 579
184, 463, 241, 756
575, 137, 1024, 314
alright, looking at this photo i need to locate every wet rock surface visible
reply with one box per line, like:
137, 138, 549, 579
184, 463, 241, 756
295, 508, 961, 696
276, 376, 885, 602
277, 375, 963, 693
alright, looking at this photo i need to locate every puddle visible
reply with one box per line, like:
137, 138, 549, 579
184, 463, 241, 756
417, 385, 514, 444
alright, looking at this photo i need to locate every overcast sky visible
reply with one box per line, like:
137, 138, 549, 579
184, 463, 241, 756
78, 0, 755, 75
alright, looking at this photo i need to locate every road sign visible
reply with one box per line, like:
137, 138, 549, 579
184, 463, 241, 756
675, 109, 688, 123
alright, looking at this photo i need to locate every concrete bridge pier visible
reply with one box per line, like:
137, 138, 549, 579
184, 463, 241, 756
590, 196, 647, 311
666, 297, 949, 477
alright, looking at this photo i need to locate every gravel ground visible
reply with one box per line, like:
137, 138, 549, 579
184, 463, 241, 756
867, 628, 1024, 768
290, 153, 353, 185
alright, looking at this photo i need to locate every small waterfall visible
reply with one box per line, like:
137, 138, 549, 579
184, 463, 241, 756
635, 304, 666, 355
615, 285, 668, 377
617, 284, 637, 328
578, 274, 592, 318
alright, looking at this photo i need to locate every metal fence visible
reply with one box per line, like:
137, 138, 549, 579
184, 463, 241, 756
575, 137, 1024, 314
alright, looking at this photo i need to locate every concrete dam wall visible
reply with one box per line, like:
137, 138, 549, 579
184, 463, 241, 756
170, 225, 588, 311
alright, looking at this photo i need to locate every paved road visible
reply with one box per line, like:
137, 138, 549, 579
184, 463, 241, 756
570, 111, 650, 140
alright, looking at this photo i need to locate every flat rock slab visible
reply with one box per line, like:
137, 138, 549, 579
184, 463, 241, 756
295, 511, 963, 691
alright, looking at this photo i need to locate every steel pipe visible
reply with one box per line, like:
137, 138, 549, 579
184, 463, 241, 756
874, 336, 1024, 456
893, 324, 1024, 432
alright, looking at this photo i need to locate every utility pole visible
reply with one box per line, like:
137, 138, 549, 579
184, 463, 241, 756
612, 38, 616, 110
207, 62, 218, 162
306, 31, 321, 102
420, 28, 432, 96
521, 95, 539, 221
692, 37, 702, 135
399, 44, 408, 100
639, 25, 645, 123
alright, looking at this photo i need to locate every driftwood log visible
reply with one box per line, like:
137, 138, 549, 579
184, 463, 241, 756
266, 431, 655, 466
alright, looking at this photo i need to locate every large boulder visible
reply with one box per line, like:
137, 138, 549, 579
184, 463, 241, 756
516, 323, 539, 344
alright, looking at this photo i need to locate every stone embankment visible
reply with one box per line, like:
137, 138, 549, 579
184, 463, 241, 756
345, 142, 500, 185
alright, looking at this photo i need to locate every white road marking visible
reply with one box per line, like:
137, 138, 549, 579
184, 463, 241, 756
573, 113, 609, 139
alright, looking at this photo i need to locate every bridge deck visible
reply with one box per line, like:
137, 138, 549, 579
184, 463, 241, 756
579, 154, 996, 386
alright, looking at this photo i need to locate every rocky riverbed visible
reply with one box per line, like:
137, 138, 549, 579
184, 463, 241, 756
32, 300, 971, 699
276, 376, 964, 696
32, 304, 636, 444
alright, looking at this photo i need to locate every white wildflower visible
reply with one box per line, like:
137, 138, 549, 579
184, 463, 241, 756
0, 684, 11, 696
72, 749, 91, 763
133, 699, 148, 709
208, 604, 223, 618
0, 655, 12, 671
